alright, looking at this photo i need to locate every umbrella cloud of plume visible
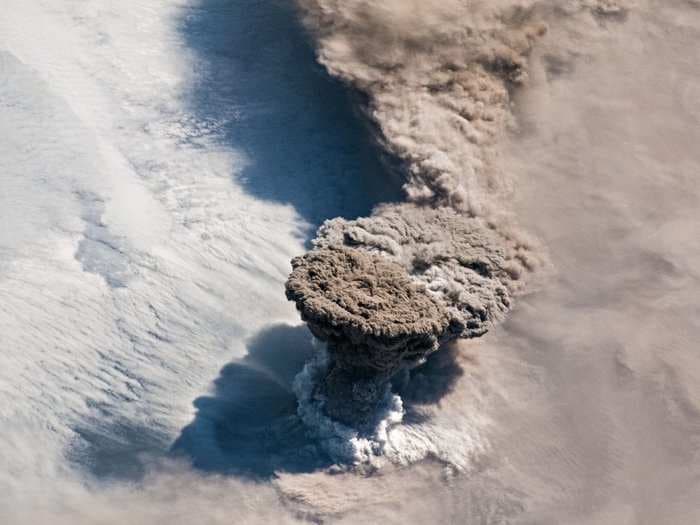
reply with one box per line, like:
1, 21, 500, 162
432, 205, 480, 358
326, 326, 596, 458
286, 0, 623, 465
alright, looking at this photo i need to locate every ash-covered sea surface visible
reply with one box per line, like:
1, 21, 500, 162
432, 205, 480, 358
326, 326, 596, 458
2, 1, 700, 524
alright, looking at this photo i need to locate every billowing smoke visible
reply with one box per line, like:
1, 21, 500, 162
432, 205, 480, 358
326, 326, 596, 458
296, 0, 546, 212
286, 0, 550, 445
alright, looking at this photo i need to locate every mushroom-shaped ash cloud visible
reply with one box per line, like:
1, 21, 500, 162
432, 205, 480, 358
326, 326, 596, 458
285, 205, 535, 428
286, 246, 452, 426
313, 204, 535, 340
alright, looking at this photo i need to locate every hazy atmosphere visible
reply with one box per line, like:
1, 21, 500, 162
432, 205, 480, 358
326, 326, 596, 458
1, 0, 699, 523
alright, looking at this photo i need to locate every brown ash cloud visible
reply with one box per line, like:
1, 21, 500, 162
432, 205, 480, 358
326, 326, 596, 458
286, 0, 551, 433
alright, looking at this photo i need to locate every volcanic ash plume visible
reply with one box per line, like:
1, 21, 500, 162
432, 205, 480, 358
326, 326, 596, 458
287, 0, 548, 444
287, 206, 535, 426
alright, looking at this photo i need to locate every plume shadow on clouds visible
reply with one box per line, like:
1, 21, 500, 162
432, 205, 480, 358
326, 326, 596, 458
68, 326, 328, 482
68, 328, 468, 482
399, 344, 465, 405
396, 344, 466, 426
171, 324, 333, 479
178, 0, 402, 234
172, 325, 468, 478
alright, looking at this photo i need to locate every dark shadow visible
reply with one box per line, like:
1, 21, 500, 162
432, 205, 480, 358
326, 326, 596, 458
171, 324, 333, 479
397, 343, 465, 424
173, 329, 466, 478
178, 0, 402, 236
69, 330, 467, 482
